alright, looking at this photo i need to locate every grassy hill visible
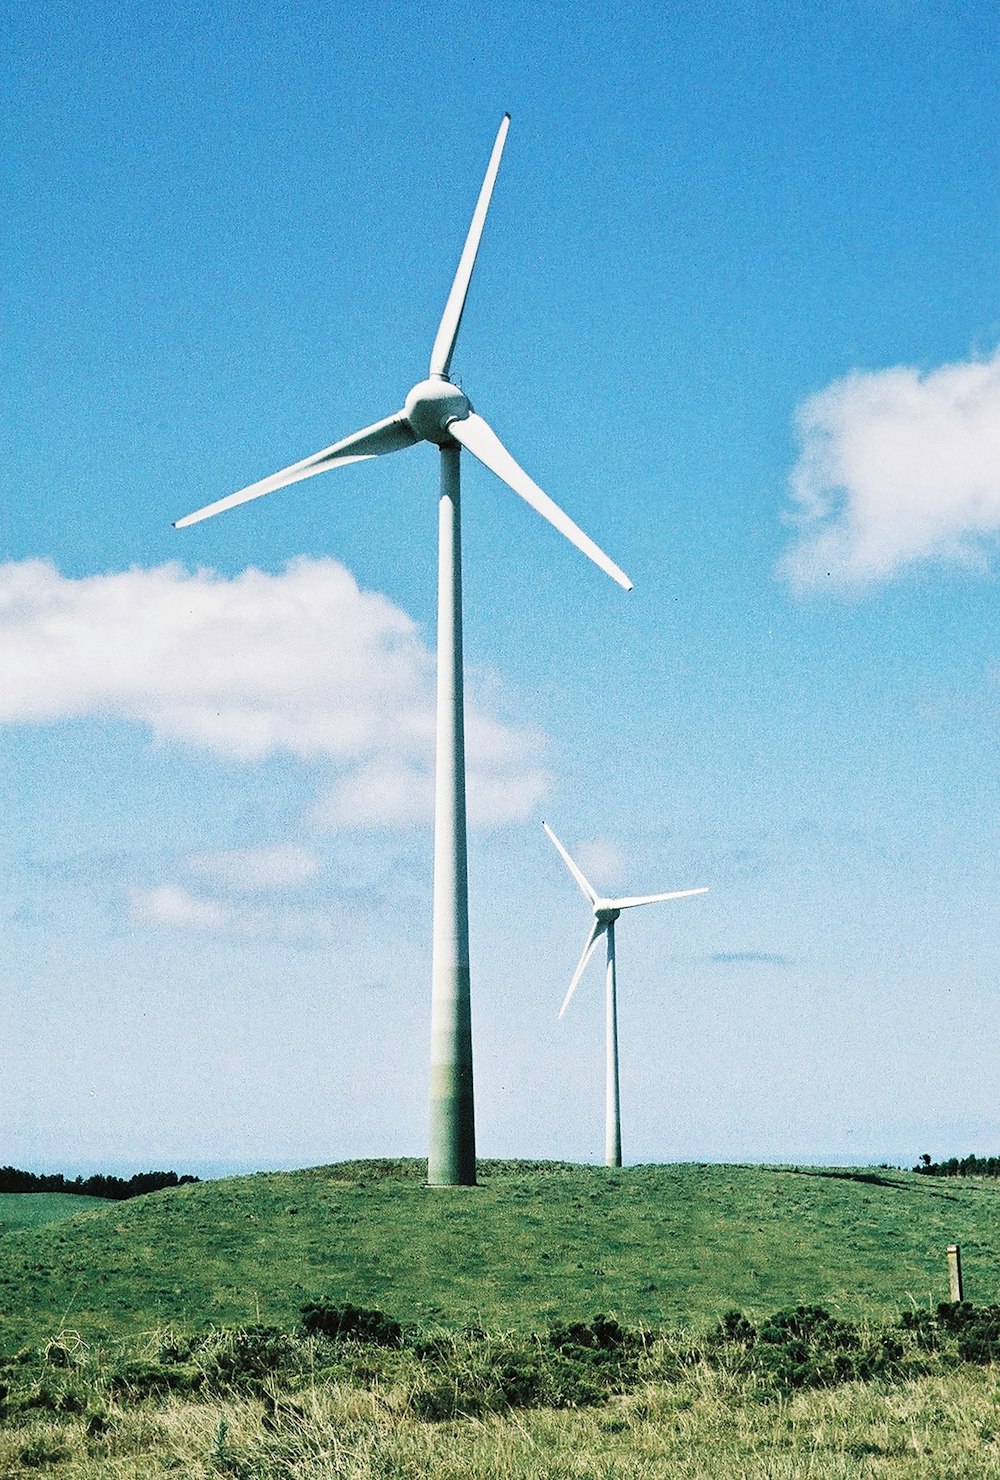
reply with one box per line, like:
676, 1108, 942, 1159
5, 1163, 1000, 1477
2, 1159, 998, 1349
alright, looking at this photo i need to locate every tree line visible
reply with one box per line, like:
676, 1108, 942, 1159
0, 1167, 198, 1199
914, 1154, 1000, 1178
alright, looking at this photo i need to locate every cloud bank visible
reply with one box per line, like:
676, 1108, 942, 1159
0, 556, 549, 828
128, 882, 338, 945
128, 845, 335, 944
780, 349, 1000, 590
183, 845, 321, 892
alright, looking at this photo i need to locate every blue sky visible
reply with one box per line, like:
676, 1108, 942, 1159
2, 0, 998, 1174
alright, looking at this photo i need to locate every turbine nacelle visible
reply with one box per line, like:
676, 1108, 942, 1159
594, 901, 622, 923
403, 377, 472, 445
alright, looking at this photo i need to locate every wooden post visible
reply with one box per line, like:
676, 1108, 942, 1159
947, 1244, 964, 1302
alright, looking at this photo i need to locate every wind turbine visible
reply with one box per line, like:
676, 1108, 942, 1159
174, 117, 632, 1187
543, 822, 707, 1168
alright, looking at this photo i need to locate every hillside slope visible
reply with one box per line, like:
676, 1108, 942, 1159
1, 1160, 996, 1347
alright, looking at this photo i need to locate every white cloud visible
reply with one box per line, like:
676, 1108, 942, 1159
311, 757, 550, 831
779, 348, 1000, 590
128, 883, 336, 945
312, 760, 433, 830
184, 845, 320, 893
465, 764, 550, 830
573, 839, 628, 892
0, 556, 549, 828
130, 884, 228, 931
0, 556, 429, 758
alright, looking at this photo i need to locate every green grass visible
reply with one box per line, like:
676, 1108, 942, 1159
0, 1193, 109, 1237
1, 1159, 998, 1348
4, 1324, 1000, 1477
4, 1160, 1000, 1477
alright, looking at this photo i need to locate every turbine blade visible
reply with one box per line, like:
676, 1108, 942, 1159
558, 919, 607, 1019
613, 887, 709, 910
429, 114, 511, 380
174, 412, 416, 528
543, 821, 597, 905
450, 413, 633, 591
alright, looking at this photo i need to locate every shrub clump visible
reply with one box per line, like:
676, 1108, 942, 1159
704, 1305, 911, 1391
410, 1316, 646, 1421
195, 1325, 298, 1392
104, 1357, 203, 1399
12, 1300, 1000, 1432
925, 1301, 1000, 1364
409, 1336, 598, 1420
300, 1302, 403, 1347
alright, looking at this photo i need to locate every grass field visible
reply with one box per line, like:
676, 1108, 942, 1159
0, 1193, 108, 1238
3, 1160, 1000, 1476
1, 1160, 996, 1346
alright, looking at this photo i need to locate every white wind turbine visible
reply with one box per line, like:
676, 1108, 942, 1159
543, 822, 707, 1168
174, 116, 632, 1187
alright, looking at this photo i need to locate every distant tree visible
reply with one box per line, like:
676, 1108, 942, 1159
913, 1154, 1000, 1178
0, 1166, 198, 1198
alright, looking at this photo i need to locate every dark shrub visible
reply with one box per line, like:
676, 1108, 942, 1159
105, 1359, 203, 1399
409, 1335, 609, 1420
300, 1302, 402, 1347
722, 1306, 908, 1392
712, 1310, 757, 1346
899, 1308, 939, 1347
542, 1317, 646, 1403
935, 1302, 1000, 1364
549, 1314, 635, 1353
20, 1382, 89, 1414
17, 1442, 68, 1469
410, 1383, 477, 1422
758, 1305, 849, 1345
197, 1325, 296, 1391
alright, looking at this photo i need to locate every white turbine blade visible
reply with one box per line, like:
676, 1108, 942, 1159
543, 821, 597, 905
613, 887, 709, 910
174, 412, 416, 528
429, 114, 511, 380
450, 414, 633, 591
558, 919, 607, 1019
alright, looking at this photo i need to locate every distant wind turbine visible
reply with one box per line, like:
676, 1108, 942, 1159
174, 117, 632, 1186
543, 822, 707, 1168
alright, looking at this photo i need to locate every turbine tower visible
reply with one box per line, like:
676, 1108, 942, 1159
174, 117, 632, 1187
543, 822, 707, 1168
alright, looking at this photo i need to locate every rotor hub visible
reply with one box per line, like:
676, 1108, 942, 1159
404, 377, 472, 445
595, 903, 621, 923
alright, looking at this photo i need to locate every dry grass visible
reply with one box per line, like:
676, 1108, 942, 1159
4, 1358, 1000, 1478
